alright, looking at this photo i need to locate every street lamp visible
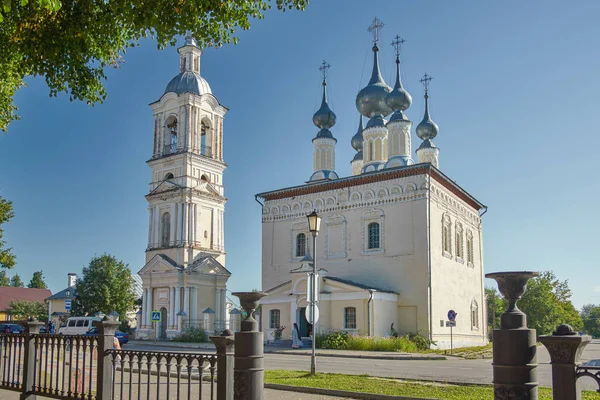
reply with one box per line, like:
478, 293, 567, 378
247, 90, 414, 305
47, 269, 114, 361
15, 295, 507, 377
306, 210, 321, 375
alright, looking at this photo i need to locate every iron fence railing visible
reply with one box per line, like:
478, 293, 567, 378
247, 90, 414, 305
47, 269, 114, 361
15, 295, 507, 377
107, 350, 217, 400
577, 365, 600, 391
0, 333, 25, 391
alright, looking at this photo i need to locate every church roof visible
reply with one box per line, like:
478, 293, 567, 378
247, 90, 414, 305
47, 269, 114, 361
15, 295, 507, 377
324, 276, 398, 294
0, 287, 52, 311
256, 163, 485, 212
164, 71, 211, 96
46, 287, 77, 301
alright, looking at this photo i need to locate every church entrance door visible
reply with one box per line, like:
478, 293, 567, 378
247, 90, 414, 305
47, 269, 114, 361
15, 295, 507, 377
297, 307, 309, 337
159, 307, 168, 340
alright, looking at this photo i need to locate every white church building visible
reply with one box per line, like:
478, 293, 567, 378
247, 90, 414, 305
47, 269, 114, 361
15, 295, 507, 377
137, 37, 232, 340
257, 20, 488, 349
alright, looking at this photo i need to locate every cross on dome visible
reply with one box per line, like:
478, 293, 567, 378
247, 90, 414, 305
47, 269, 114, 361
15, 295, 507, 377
319, 60, 331, 83
391, 35, 405, 57
368, 17, 384, 44
420, 73, 433, 94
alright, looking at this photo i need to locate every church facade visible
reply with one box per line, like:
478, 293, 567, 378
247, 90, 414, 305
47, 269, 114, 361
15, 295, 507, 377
137, 37, 231, 340
257, 20, 488, 349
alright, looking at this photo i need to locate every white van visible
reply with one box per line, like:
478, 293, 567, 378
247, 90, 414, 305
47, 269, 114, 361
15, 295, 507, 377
58, 317, 102, 335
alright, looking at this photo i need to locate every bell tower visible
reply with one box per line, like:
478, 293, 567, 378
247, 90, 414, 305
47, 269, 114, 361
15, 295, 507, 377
145, 37, 228, 268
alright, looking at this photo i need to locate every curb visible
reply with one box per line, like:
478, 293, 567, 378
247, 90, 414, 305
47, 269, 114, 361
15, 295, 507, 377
265, 383, 437, 400
264, 350, 446, 361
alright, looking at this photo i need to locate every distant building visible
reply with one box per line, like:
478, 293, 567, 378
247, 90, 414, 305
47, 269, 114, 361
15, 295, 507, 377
45, 272, 77, 323
0, 286, 52, 321
257, 20, 487, 349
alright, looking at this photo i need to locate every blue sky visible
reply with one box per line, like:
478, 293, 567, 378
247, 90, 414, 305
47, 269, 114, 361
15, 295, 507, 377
1, 0, 599, 308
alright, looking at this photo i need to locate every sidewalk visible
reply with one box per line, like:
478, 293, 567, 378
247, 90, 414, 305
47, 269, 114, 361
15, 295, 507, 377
0, 388, 352, 400
126, 340, 446, 361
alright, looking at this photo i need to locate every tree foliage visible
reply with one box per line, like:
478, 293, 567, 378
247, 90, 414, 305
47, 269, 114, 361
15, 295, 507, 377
581, 304, 600, 338
0, 196, 16, 268
10, 273, 23, 287
0, 0, 307, 132
8, 299, 48, 321
71, 254, 136, 318
27, 270, 47, 289
0, 269, 9, 286
485, 286, 504, 332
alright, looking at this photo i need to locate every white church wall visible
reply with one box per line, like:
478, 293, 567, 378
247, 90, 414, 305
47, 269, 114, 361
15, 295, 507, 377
373, 298, 398, 337
428, 182, 487, 349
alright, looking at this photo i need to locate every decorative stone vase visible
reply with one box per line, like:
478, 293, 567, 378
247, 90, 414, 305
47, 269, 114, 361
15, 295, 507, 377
486, 271, 538, 330
232, 291, 267, 332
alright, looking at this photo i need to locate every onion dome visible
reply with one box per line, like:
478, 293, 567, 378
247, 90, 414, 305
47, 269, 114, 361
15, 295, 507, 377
352, 150, 364, 162
314, 128, 336, 141
164, 72, 211, 96
351, 115, 364, 151
416, 91, 439, 140
386, 40, 412, 119
417, 139, 437, 150
356, 44, 392, 118
313, 80, 337, 129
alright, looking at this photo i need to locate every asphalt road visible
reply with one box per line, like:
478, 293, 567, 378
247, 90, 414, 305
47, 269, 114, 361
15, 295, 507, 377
123, 339, 600, 391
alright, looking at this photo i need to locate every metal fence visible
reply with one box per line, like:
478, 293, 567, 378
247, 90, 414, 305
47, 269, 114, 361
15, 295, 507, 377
0, 333, 25, 391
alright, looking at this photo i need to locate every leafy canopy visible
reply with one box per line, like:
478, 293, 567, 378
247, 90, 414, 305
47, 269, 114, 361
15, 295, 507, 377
581, 304, 600, 338
0, 269, 9, 286
0, 196, 16, 268
28, 270, 48, 289
0, 0, 307, 131
71, 254, 136, 318
7, 299, 48, 321
10, 273, 23, 287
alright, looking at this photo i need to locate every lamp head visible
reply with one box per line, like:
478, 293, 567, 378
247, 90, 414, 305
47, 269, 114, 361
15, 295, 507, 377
307, 210, 321, 236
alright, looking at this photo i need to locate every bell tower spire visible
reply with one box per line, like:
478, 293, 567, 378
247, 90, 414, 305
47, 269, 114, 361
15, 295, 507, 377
415, 73, 440, 168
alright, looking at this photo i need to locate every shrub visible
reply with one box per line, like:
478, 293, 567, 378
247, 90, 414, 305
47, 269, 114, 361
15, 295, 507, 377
173, 326, 208, 343
405, 333, 435, 351
317, 331, 350, 349
274, 325, 286, 340
316, 331, 434, 352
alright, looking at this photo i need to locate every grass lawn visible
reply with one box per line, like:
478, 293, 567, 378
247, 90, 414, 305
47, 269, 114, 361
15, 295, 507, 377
426, 343, 493, 359
265, 370, 600, 400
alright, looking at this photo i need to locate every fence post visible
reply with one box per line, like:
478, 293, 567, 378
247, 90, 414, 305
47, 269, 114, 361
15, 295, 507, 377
232, 292, 267, 400
20, 318, 43, 400
486, 271, 539, 400
538, 324, 591, 400
94, 317, 120, 400
210, 329, 234, 400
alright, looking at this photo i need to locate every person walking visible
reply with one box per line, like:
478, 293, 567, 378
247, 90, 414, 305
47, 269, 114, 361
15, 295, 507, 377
291, 323, 303, 349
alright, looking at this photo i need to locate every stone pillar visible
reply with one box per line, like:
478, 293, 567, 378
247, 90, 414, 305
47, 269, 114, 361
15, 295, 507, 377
142, 288, 147, 327
175, 286, 181, 330
539, 324, 592, 400
184, 287, 190, 328
191, 287, 198, 321
215, 288, 221, 328
22, 319, 44, 396
221, 288, 227, 325
95, 318, 120, 400
233, 292, 267, 400
210, 330, 235, 400
486, 271, 539, 400
170, 287, 176, 329
146, 288, 153, 330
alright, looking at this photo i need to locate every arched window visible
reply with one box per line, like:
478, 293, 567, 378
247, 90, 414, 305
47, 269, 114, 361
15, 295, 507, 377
166, 118, 178, 154
471, 299, 479, 330
269, 309, 280, 329
200, 123, 207, 155
442, 215, 452, 255
160, 213, 171, 247
455, 222, 464, 260
296, 233, 306, 257
368, 222, 380, 249
466, 231, 474, 265
201, 174, 209, 182
344, 307, 356, 329
164, 173, 174, 180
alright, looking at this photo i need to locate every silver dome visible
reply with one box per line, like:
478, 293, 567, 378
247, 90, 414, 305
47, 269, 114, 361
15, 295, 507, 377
388, 110, 408, 122
313, 128, 336, 141
385, 155, 413, 168
366, 115, 386, 128
164, 71, 211, 96
416, 94, 439, 140
310, 170, 339, 182
313, 82, 337, 129
386, 57, 412, 112
351, 115, 364, 151
417, 139, 437, 150
356, 45, 392, 118
352, 150, 364, 162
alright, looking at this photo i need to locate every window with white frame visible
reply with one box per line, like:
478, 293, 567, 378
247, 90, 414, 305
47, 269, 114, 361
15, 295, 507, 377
471, 299, 479, 330
344, 307, 356, 329
466, 230, 474, 265
442, 214, 452, 256
361, 209, 384, 255
270, 309, 280, 329
296, 233, 306, 257
455, 222, 464, 261
160, 212, 171, 247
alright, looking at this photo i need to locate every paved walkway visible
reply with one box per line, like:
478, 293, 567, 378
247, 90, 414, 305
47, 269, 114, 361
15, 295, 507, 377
0, 388, 350, 400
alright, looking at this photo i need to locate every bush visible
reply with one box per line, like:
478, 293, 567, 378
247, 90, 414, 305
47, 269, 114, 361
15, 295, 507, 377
173, 326, 208, 343
316, 331, 433, 352
316, 331, 350, 349
405, 333, 435, 351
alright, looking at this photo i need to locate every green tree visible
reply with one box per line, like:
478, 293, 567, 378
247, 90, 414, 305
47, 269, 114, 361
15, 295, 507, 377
485, 286, 505, 333
7, 299, 48, 321
28, 270, 48, 289
0, 0, 307, 132
10, 273, 24, 287
582, 305, 600, 338
71, 254, 136, 318
518, 271, 583, 335
0, 269, 10, 286
0, 196, 16, 268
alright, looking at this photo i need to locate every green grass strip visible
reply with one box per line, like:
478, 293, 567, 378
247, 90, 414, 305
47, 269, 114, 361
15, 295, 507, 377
265, 370, 600, 400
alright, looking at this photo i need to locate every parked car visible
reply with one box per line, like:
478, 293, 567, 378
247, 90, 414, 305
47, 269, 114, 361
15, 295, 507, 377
0, 323, 24, 334
58, 317, 102, 335
582, 359, 600, 367
84, 327, 129, 345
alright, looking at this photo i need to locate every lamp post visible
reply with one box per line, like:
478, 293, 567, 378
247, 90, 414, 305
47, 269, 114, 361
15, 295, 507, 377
306, 210, 321, 375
